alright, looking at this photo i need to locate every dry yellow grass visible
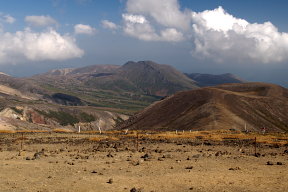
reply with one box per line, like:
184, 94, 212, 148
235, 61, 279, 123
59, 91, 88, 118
52, 129, 74, 133
17, 130, 49, 133
0, 130, 16, 133
120, 129, 288, 146
88, 137, 104, 142
1, 128, 287, 146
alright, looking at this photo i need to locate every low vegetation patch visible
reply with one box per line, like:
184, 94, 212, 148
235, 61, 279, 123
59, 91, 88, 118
79, 112, 95, 123
37, 110, 96, 126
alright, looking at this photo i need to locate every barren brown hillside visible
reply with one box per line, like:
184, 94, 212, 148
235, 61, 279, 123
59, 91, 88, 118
118, 83, 288, 132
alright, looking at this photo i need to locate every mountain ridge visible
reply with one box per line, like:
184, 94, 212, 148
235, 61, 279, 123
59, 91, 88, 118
117, 82, 288, 132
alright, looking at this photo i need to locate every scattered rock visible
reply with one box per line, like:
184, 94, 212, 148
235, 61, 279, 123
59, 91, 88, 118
67, 162, 75, 165
162, 154, 173, 159
192, 154, 201, 159
141, 153, 153, 161
130, 187, 144, 192
215, 151, 221, 156
277, 162, 284, 165
32, 153, 41, 160
229, 167, 241, 171
107, 153, 114, 158
185, 166, 193, 170
32, 149, 45, 160
154, 149, 163, 153
107, 178, 113, 184
254, 153, 261, 157
131, 160, 141, 166
266, 161, 274, 165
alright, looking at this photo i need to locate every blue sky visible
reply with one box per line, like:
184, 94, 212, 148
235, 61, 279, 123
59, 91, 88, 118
0, 0, 287, 87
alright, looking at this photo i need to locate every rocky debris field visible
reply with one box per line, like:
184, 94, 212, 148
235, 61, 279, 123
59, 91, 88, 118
0, 132, 287, 192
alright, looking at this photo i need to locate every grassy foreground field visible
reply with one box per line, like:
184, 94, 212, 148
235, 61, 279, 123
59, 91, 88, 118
0, 130, 287, 192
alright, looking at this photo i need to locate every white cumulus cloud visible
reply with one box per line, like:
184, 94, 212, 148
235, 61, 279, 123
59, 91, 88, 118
122, 13, 184, 42
191, 7, 248, 33
122, 14, 158, 41
74, 24, 96, 35
25, 15, 58, 27
122, 0, 288, 64
126, 0, 190, 30
191, 6, 288, 63
101, 20, 118, 30
0, 29, 84, 64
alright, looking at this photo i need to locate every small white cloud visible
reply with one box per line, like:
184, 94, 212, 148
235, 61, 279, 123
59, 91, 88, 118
0, 29, 84, 64
0, 14, 16, 24
74, 24, 96, 35
25, 15, 58, 27
122, 14, 147, 24
3, 15, 16, 24
101, 20, 118, 30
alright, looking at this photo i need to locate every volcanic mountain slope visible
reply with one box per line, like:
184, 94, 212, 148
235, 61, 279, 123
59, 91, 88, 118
31, 61, 199, 112
117, 83, 288, 132
37, 61, 198, 96
186, 73, 245, 87
84, 61, 198, 96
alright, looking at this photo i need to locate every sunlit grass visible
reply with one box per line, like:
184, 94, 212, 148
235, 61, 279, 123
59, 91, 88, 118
120, 129, 288, 145
0, 128, 287, 145
52, 128, 74, 133
0, 130, 16, 133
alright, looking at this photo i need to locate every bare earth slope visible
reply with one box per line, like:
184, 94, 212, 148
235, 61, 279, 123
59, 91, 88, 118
118, 83, 288, 132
